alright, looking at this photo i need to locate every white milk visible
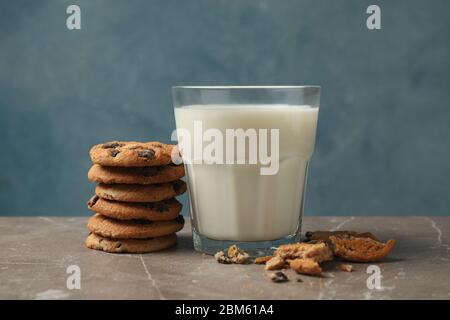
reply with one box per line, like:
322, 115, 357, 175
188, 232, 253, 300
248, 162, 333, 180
174, 105, 318, 241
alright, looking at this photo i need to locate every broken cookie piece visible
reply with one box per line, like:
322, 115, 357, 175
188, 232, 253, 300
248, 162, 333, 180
254, 256, 272, 264
330, 236, 396, 262
339, 264, 354, 272
275, 242, 333, 263
214, 251, 232, 264
305, 231, 378, 243
288, 259, 322, 276
264, 256, 285, 271
214, 245, 250, 264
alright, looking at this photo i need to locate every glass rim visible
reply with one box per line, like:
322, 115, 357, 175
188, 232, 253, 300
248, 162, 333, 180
172, 85, 321, 90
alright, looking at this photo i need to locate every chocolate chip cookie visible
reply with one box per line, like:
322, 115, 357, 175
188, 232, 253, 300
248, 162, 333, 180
85, 232, 177, 253
90, 141, 178, 167
88, 163, 185, 184
95, 180, 187, 203
87, 213, 185, 239
87, 195, 182, 221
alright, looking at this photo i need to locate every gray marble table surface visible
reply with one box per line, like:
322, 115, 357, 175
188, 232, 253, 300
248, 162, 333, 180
0, 216, 449, 299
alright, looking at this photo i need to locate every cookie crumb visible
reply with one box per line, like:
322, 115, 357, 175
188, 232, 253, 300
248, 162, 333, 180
267, 271, 289, 283
214, 251, 232, 264
339, 264, 353, 272
214, 245, 250, 264
254, 256, 272, 264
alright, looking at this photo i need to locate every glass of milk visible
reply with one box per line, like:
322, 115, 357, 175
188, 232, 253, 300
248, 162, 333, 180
172, 86, 320, 255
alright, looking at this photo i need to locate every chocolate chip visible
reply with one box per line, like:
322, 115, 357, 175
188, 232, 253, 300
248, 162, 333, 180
269, 272, 289, 283
297, 278, 303, 283
87, 195, 99, 208
110, 149, 120, 157
102, 142, 122, 149
137, 149, 156, 160
175, 215, 185, 224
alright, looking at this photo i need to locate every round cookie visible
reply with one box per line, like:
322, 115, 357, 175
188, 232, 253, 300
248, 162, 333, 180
90, 141, 179, 167
85, 233, 177, 253
95, 180, 187, 203
87, 195, 182, 221
88, 164, 185, 184
87, 213, 185, 239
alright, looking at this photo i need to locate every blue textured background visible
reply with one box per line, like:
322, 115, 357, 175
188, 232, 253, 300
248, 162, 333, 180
0, 0, 449, 216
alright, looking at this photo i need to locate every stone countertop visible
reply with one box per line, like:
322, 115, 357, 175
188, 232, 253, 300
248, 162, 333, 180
0, 216, 449, 300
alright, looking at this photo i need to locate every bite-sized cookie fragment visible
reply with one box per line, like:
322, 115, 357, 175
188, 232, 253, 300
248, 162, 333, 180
329, 236, 396, 262
95, 180, 187, 203
289, 259, 322, 276
88, 164, 185, 184
339, 264, 354, 272
214, 245, 250, 264
85, 232, 177, 253
254, 256, 273, 265
305, 230, 378, 243
214, 251, 230, 264
90, 141, 177, 167
87, 213, 185, 239
267, 271, 289, 283
87, 196, 182, 221
264, 256, 285, 271
275, 242, 333, 263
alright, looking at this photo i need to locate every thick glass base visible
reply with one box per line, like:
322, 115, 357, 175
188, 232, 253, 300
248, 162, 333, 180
192, 228, 301, 257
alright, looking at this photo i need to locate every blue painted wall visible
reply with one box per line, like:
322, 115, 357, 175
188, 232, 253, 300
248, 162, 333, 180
1, 0, 449, 216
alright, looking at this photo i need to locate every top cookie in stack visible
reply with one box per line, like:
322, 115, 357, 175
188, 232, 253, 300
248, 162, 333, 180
85, 141, 187, 254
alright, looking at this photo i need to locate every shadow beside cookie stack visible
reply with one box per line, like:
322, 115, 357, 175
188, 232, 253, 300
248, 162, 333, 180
85, 141, 186, 253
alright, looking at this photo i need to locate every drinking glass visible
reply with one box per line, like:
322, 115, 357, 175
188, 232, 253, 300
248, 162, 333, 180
172, 86, 320, 255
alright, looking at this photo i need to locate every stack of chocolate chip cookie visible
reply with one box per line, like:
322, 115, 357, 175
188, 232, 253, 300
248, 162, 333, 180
85, 141, 186, 253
